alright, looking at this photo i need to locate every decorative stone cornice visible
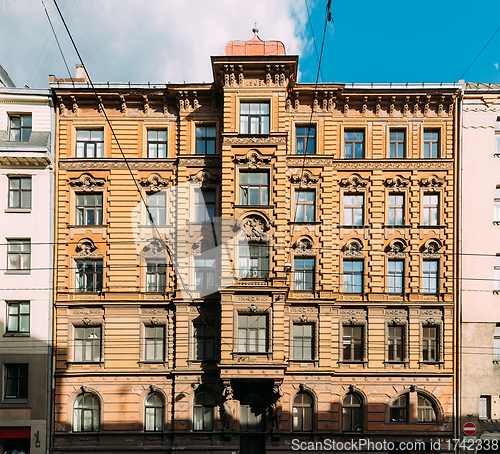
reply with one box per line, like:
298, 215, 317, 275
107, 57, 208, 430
69, 173, 105, 192
235, 149, 272, 168
140, 173, 169, 192
339, 173, 368, 191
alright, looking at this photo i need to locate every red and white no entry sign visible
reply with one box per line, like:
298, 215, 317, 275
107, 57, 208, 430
463, 422, 477, 436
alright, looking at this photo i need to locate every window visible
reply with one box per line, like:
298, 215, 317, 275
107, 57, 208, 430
496, 119, 500, 156
195, 125, 216, 155
4, 364, 28, 399
296, 125, 316, 155
423, 193, 439, 225
343, 194, 364, 226
342, 393, 362, 432
390, 394, 408, 422
194, 189, 215, 222
293, 258, 314, 291
7, 239, 30, 271
8, 115, 31, 142
238, 243, 269, 279
146, 259, 167, 293
479, 396, 491, 419
388, 325, 404, 361
73, 393, 100, 432
344, 131, 364, 159
293, 324, 313, 360
74, 326, 101, 362
495, 256, 500, 292
145, 392, 164, 431
146, 192, 166, 225
76, 193, 103, 225
388, 260, 404, 293
76, 130, 104, 158
295, 191, 315, 222
343, 260, 363, 293
343, 326, 363, 361
238, 314, 267, 353
6, 302, 30, 334
240, 102, 270, 135
388, 194, 404, 225
494, 324, 500, 360
423, 130, 439, 158
193, 392, 214, 431
76, 260, 103, 293
240, 392, 266, 432
240, 171, 269, 205
422, 326, 438, 362
8, 177, 31, 209
390, 130, 405, 158
193, 324, 215, 360
147, 130, 167, 158
495, 188, 500, 223
422, 260, 438, 294
194, 257, 216, 292
145, 326, 164, 361
293, 393, 313, 431
417, 394, 436, 422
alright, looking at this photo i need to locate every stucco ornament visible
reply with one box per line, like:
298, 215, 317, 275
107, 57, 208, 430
140, 173, 169, 192
69, 173, 105, 192
238, 215, 270, 242
76, 238, 97, 257
339, 173, 368, 191
235, 149, 271, 169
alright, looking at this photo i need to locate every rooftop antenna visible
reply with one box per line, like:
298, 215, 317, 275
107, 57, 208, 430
252, 21, 258, 34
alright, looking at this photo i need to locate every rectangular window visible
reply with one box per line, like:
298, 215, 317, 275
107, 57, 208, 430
423, 193, 439, 225
495, 119, 500, 156
7, 239, 30, 271
388, 193, 404, 225
76, 260, 103, 293
343, 260, 363, 293
146, 192, 166, 225
194, 324, 215, 360
343, 194, 364, 226
195, 189, 216, 222
240, 102, 270, 135
293, 324, 313, 360
74, 326, 101, 362
296, 125, 316, 155
423, 130, 439, 158
8, 177, 31, 209
495, 256, 500, 292
76, 193, 103, 225
390, 130, 405, 158
388, 325, 404, 361
295, 191, 315, 222
145, 326, 164, 361
8, 115, 31, 142
422, 260, 438, 294
240, 171, 269, 206
76, 130, 104, 158
6, 302, 30, 334
293, 258, 315, 291
146, 260, 167, 293
479, 396, 491, 419
147, 130, 167, 158
238, 243, 269, 279
195, 125, 216, 155
494, 324, 500, 360
422, 326, 438, 361
343, 325, 363, 361
4, 364, 28, 399
388, 260, 404, 293
344, 131, 364, 159
194, 257, 216, 291
495, 187, 500, 223
238, 314, 267, 353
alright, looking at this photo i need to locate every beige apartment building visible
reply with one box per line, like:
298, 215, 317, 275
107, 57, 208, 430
50, 36, 460, 454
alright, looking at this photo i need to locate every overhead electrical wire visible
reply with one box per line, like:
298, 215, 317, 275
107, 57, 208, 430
459, 24, 500, 80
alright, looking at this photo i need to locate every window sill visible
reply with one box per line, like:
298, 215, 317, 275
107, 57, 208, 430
492, 360, 500, 364
4, 270, 30, 275
418, 361, 444, 365
66, 361, 104, 365
338, 225, 370, 229
2, 398, 28, 404
288, 359, 318, 363
338, 360, 367, 364
69, 224, 107, 228
493, 291, 500, 295
289, 221, 322, 225
3, 332, 30, 337
493, 221, 500, 225
384, 361, 409, 364
418, 225, 446, 228
5, 208, 31, 213
234, 205, 274, 209
138, 360, 167, 365
384, 224, 411, 229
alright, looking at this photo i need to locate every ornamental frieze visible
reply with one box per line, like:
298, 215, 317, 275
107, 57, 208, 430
385, 309, 407, 316
286, 158, 453, 169
141, 309, 168, 315
287, 307, 318, 313
235, 296, 271, 302
224, 136, 286, 145
60, 161, 176, 169
340, 309, 366, 316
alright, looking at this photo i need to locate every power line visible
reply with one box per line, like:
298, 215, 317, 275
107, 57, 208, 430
460, 24, 500, 80
304, 0, 324, 83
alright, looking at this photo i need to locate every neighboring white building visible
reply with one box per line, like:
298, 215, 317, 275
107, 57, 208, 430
460, 83, 500, 445
0, 86, 54, 454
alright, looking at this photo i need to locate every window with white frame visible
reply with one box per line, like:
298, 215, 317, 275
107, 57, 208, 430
76, 193, 103, 225
195, 125, 216, 155
240, 102, 270, 135
146, 192, 166, 225
74, 326, 101, 362
343, 194, 364, 226
7, 239, 30, 271
417, 394, 436, 422
239, 171, 269, 205
388, 260, 404, 293
73, 393, 100, 432
343, 259, 363, 293
145, 392, 164, 431
238, 314, 268, 353
293, 393, 313, 431
146, 259, 166, 293
8, 114, 31, 142
238, 243, 269, 279
343, 325, 363, 361
423, 193, 439, 225
76, 259, 103, 292
296, 125, 316, 155
423, 130, 439, 158
388, 193, 404, 225
147, 130, 167, 158
390, 394, 408, 422
293, 258, 314, 291
8, 177, 31, 209
422, 259, 438, 294
144, 326, 164, 361
6, 302, 30, 334
76, 130, 104, 158
295, 190, 315, 222
344, 131, 364, 159
422, 326, 438, 362
194, 189, 216, 222
293, 324, 314, 360
389, 130, 405, 158
388, 325, 404, 362
194, 257, 216, 292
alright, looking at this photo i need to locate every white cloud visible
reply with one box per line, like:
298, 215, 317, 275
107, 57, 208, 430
495, 63, 499, 70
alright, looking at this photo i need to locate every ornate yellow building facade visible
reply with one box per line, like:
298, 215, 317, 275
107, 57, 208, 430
50, 37, 459, 454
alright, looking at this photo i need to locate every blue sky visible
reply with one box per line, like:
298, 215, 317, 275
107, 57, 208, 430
0, 0, 499, 87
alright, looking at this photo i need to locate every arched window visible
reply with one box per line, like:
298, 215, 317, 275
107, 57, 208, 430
293, 393, 313, 431
240, 392, 266, 432
342, 393, 362, 432
145, 392, 164, 431
390, 394, 408, 422
73, 393, 100, 432
417, 394, 436, 422
193, 391, 214, 431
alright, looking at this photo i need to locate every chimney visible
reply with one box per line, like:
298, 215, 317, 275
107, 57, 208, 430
75, 64, 89, 81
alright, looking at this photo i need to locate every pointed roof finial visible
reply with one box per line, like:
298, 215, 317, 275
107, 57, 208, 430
252, 21, 259, 35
